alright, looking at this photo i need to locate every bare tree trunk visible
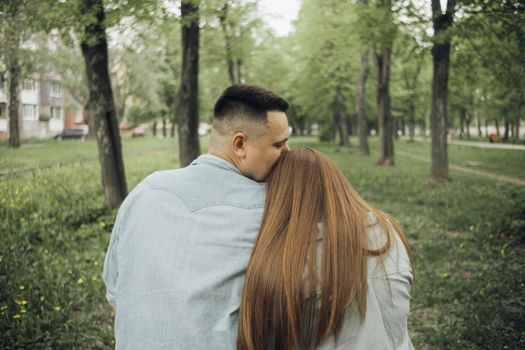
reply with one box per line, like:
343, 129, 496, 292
236, 58, 244, 84
355, 50, 370, 154
459, 108, 466, 139
175, 0, 201, 167
162, 118, 167, 138
7, 57, 21, 148
476, 113, 482, 137
375, 46, 394, 165
152, 120, 157, 137
495, 118, 500, 136
336, 85, 350, 147
218, 2, 236, 85
503, 109, 509, 141
5, 5, 21, 148
513, 102, 521, 143
80, 0, 127, 210
484, 119, 488, 137
408, 107, 416, 141
430, 0, 455, 182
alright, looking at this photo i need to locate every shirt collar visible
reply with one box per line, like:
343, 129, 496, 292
191, 154, 242, 176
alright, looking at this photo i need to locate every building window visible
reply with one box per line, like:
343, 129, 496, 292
51, 106, 61, 119
22, 104, 37, 121
22, 80, 36, 91
50, 82, 62, 97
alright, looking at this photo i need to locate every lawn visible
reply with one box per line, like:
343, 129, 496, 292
1, 136, 524, 349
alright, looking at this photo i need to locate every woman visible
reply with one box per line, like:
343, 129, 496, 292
238, 148, 414, 350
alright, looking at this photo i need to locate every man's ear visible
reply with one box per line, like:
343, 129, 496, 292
232, 132, 247, 158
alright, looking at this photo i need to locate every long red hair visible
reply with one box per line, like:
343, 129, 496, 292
237, 148, 411, 349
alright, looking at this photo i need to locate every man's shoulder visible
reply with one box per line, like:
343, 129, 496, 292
126, 165, 265, 212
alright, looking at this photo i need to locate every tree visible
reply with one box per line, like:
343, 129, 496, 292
80, 0, 127, 210
0, 1, 26, 148
430, 0, 455, 181
373, 0, 396, 165
292, 0, 359, 145
355, 48, 371, 154
174, 0, 201, 167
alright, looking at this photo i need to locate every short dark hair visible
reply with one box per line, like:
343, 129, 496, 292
213, 84, 289, 122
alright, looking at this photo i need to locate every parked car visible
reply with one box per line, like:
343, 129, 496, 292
132, 126, 146, 138
54, 125, 89, 141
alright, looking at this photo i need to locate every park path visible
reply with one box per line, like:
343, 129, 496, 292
396, 150, 525, 186
402, 136, 525, 151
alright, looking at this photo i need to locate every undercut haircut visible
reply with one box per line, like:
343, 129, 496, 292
213, 84, 289, 137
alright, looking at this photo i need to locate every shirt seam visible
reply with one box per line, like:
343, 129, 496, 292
141, 180, 264, 212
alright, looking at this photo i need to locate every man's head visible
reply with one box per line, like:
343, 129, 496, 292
209, 84, 290, 182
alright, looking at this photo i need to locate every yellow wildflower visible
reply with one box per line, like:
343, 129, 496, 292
19, 285, 25, 290
15, 300, 27, 305
77, 278, 84, 285
53, 306, 61, 312
13, 314, 21, 319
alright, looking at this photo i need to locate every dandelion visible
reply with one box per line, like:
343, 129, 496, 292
20, 309, 27, 313
19, 285, 25, 290
40, 296, 45, 302
53, 306, 61, 312
93, 261, 99, 266
77, 278, 84, 285
15, 300, 27, 306
13, 314, 21, 319
91, 276, 98, 281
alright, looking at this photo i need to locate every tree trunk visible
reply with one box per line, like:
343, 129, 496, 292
476, 113, 482, 137
6, 5, 21, 148
335, 85, 350, 147
152, 120, 157, 137
513, 102, 521, 143
236, 58, 244, 84
495, 118, 500, 136
7, 57, 21, 148
80, 0, 127, 210
162, 118, 167, 138
459, 108, 466, 139
218, 2, 236, 85
430, 0, 455, 182
175, 0, 201, 167
484, 119, 488, 137
356, 50, 370, 154
375, 46, 394, 165
171, 120, 175, 138
503, 110, 509, 140
408, 106, 416, 141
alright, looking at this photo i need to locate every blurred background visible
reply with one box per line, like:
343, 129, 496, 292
0, 0, 524, 349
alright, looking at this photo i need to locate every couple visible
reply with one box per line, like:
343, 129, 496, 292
103, 84, 413, 350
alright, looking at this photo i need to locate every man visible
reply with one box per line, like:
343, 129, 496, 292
103, 84, 290, 349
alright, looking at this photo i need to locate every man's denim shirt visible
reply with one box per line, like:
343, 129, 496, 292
103, 155, 265, 350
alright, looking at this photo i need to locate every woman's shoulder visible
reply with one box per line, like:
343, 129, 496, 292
366, 212, 412, 279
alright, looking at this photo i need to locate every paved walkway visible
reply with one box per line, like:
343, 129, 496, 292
403, 137, 525, 151
396, 150, 525, 186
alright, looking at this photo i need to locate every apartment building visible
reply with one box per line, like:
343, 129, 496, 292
0, 73, 71, 140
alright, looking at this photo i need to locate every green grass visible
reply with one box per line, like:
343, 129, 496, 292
394, 138, 525, 180
1, 136, 524, 349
